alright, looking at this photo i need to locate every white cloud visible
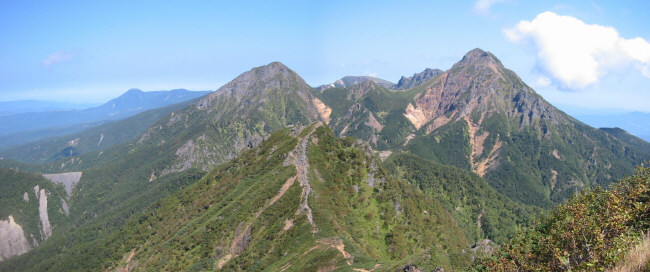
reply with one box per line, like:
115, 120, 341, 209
365, 71, 378, 78
505, 11, 650, 89
473, 0, 508, 15
533, 76, 551, 88
42, 51, 77, 68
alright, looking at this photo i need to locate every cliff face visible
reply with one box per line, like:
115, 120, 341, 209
0, 216, 31, 261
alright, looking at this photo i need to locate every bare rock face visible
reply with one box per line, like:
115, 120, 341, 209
471, 239, 496, 258
42, 172, 82, 198
403, 48, 566, 133
0, 215, 31, 261
37, 189, 52, 239
61, 198, 70, 216
313, 97, 332, 124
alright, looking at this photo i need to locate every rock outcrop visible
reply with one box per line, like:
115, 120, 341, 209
403, 48, 566, 134
0, 216, 31, 261
42, 172, 82, 198
35, 187, 52, 239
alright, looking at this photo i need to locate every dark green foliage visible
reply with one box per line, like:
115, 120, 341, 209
600, 127, 650, 158
476, 112, 649, 208
80, 126, 473, 271
474, 166, 650, 271
307, 126, 472, 270
405, 120, 472, 170
383, 153, 539, 244
0, 168, 205, 271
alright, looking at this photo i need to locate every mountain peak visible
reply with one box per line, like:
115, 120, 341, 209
252, 61, 295, 78
458, 48, 503, 67
124, 88, 143, 95
318, 76, 394, 91
115, 89, 145, 101
198, 61, 312, 109
393, 68, 443, 90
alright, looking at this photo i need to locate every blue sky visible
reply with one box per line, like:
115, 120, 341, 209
1, 1, 649, 114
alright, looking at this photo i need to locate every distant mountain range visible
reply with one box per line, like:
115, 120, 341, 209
0, 89, 210, 149
0, 100, 97, 116
0, 99, 200, 164
317, 68, 444, 91
318, 76, 395, 91
576, 111, 650, 142
1, 49, 649, 271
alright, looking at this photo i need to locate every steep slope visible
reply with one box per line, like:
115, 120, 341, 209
105, 124, 472, 271
316, 80, 418, 150
132, 61, 326, 173
0, 168, 69, 261
407, 49, 648, 207
0, 167, 205, 271
0, 89, 210, 148
600, 127, 650, 157
383, 153, 540, 244
392, 68, 443, 90
318, 76, 395, 91
0, 98, 200, 164
0, 62, 329, 270
319, 48, 650, 208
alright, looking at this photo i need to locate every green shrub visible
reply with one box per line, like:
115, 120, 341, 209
474, 166, 650, 271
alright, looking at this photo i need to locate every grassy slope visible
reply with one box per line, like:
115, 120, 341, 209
100, 125, 472, 271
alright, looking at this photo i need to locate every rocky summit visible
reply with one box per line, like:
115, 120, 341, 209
392, 68, 443, 90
